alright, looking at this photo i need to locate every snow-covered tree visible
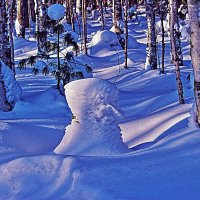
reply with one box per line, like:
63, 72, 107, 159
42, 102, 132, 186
0, 0, 21, 111
188, 0, 200, 125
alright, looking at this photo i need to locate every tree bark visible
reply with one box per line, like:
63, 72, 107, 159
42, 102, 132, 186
124, 0, 128, 69
145, 0, 157, 70
188, 0, 200, 124
98, 0, 105, 30
82, 0, 88, 55
17, 0, 29, 38
29, 0, 36, 23
35, 0, 47, 55
169, 0, 185, 104
113, 0, 123, 34
7, 0, 16, 73
0, 0, 12, 111
169, 0, 183, 65
160, 2, 165, 74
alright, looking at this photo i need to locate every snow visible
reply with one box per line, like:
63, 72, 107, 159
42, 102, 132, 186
15, 19, 22, 36
14, 37, 37, 57
180, 24, 190, 40
34, 60, 46, 70
47, 4, 65, 21
1, 61, 22, 104
55, 78, 129, 156
89, 30, 121, 56
0, 6, 199, 200
92, 30, 119, 45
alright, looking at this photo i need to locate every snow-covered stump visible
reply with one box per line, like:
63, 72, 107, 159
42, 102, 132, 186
55, 78, 129, 156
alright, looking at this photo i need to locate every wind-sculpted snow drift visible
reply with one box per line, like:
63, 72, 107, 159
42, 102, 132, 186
55, 78, 129, 156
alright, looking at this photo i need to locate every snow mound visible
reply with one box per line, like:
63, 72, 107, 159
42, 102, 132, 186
89, 30, 121, 56
55, 78, 129, 156
48, 4, 65, 21
1, 61, 22, 104
92, 30, 119, 45
121, 35, 139, 49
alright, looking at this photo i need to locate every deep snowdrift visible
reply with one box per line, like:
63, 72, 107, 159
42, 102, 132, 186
55, 78, 129, 156
89, 30, 122, 56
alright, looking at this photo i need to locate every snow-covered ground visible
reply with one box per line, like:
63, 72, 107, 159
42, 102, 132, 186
0, 9, 200, 200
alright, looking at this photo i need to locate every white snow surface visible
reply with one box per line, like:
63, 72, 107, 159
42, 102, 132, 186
89, 30, 121, 56
1, 61, 22, 104
47, 4, 65, 21
55, 78, 129, 156
0, 8, 199, 200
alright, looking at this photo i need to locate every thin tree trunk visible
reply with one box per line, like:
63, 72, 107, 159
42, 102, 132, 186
145, 0, 157, 70
124, 0, 128, 69
82, 0, 88, 55
76, 0, 82, 14
160, 2, 165, 74
17, 0, 29, 38
169, 0, 183, 65
7, 0, 16, 74
188, 0, 200, 124
113, 0, 123, 34
169, 0, 184, 104
29, 0, 36, 23
69, 0, 75, 31
98, 0, 105, 30
35, 0, 47, 55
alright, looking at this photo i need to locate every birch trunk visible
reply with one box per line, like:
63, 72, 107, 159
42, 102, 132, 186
169, 0, 185, 104
76, 0, 82, 14
82, 0, 88, 55
35, 0, 47, 55
124, 0, 128, 69
145, 0, 157, 70
188, 0, 200, 125
169, 0, 183, 65
113, 0, 123, 34
160, 2, 165, 74
98, 0, 105, 30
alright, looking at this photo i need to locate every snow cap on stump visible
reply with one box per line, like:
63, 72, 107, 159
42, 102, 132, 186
47, 4, 65, 21
55, 78, 129, 156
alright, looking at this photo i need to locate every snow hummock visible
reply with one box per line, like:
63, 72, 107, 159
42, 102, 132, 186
89, 30, 121, 55
92, 30, 119, 46
1, 61, 22, 104
55, 78, 129, 156
47, 4, 65, 21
